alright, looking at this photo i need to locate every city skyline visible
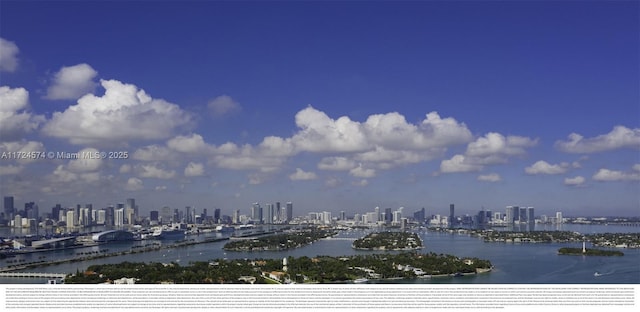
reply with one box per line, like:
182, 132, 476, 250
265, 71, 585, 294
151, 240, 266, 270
1, 2, 639, 217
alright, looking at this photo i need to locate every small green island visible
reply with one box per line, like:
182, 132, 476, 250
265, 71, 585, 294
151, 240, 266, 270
223, 228, 337, 251
63, 252, 493, 284
352, 231, 423, 250
558, 247, 624, 256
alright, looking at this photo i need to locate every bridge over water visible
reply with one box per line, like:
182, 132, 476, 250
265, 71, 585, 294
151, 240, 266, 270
0, 272, 67, 279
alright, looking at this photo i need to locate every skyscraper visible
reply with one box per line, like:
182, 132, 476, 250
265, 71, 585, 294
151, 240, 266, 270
519, 207, 527, 223
286, 202, 293, 222
449, 204, 455, 226
251, 203, 262, 223
513, 206, 520, 223
126, 198, 136, 222
4, 196, 14, 221
505, 206, 514, 224
266, 204, 274, 224
527, 207, 535, 223
214, 208, 221, 223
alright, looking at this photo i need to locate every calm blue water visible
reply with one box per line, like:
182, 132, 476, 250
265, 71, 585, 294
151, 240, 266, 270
1, 224, 639, 284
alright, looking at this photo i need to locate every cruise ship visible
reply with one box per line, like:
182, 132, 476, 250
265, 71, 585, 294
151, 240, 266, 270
151, 226, 186, 240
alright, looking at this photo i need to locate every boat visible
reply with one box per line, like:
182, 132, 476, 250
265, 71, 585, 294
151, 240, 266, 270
151, 227, 186, 240
215, 225, 235, 233
353, 278, 368, 283
594, 272, 602, 277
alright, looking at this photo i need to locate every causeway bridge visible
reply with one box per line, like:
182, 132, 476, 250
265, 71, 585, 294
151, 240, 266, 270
0, 272, 67, 279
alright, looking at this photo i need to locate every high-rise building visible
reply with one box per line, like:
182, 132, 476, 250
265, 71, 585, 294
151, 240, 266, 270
512, 206, 520, 223
384, 208, 392, 224
340, 211, 346, 221
286, 202, 293, 222
25, 202, 38, 221
161, 206, 171, 224
556, 212, 563, 224
150, 210, 159, 222
275, 202, 281, 222
266, 204, 274, 224
3, 196, 14, 220
214, 208, 221, 223
185, 206, 193, 224
126, 198, 136, 221
52, 204, 62, 222
505, 206, 514, 224
449, 204, 455, 226
519, 207, 527, 223
527, 207, 535, 223
251, 203, 262, 223
105, 205, 115, 226
115, 208, 125, 226
67, 210, 76, 227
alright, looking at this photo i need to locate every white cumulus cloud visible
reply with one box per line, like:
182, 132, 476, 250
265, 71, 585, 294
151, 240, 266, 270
525, 160, 569, 175
564, 176, 586, 186
0, 86, 45, 141
0, 164, 22, 175
126, 177, 144, 191
208, 95, 241, 117
67, 148, 103, 172
592, 165, 640, 182
555, 126, 640, 153
318, 157, 356, 171
45, 63, 98, 100
478, 173, 502, 182
289, 168, 317, 181
0, 38, 19, 72
440, 132, 537, 174
167, 133, 212, 154
291, 106, 369, 153
42, 79, 193, 146
184, 162, 205, 177
440, 154, 483, 173
349, 164, 376, 178
138, 163, 176, 179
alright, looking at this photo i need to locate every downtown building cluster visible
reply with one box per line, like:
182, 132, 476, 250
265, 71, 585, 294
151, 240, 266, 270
1, 195, 295, 231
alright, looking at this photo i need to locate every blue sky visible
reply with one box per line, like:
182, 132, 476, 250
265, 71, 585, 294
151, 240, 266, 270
0, 1, 638, 218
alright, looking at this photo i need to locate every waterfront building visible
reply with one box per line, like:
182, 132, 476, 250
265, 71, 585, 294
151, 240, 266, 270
286, 202, 293, 222
266, 204, 274, 224
513, 206, 520, 223
494, 212, 502, 221
340, 211, 346, 221
527, 207, 535, 223
556, 212, 563, 224
105, 205, 115, 226
251, 203, 262, 224
95, 209, 106, 225
413, 207, 426, 222
214, 208, 221, 223
185, 206, 193, 224
393, 209, 402, 225
150, 210, 159, 222
519, 207, 527, 223
322, 211, 332, 225
506, 206, 514, 224
126, 198, 136, 222
449, 204, 455, 226
3, 196, 14, 222
384, 208, 392, 224
115, 208, 125, 227
66, 210, 76, 227
275, 202, 281, 222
